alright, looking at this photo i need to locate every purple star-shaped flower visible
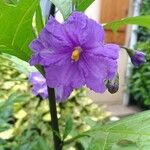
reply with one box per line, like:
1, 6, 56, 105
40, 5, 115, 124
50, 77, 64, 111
131, 51, 146, 67
29, 12, 119, 93
29, 72, 73, 102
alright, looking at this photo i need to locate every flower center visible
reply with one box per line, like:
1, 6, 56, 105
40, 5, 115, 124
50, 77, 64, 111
71, 47, 82, 62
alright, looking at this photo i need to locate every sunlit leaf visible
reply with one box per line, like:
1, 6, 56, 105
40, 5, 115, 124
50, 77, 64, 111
4, 0, 18, 6
76, 0, 95, 11
79, 111, 150, 149
42, 113, 51, 122
0, 0, 40, 62
104, 15, 150, 32
63, 116, 73, 140
14, 109, 27, 119
1, 54, 37, 75
35, 2, 44, 34
0, 128, 14, 140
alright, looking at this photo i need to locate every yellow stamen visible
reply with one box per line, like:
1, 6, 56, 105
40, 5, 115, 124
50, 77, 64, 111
71, 49, 80, 61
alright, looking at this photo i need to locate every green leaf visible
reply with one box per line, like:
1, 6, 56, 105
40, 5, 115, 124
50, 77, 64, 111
50, 0, 72, 20
1, 54, 37, 75
76, 0, 95, 11
104, 15, 150, 32
0, 0, 40, 62
35, 3, 44, 34
64, 133, 90, 145
36, 137, 52, 150
63, 116, 73, 140
0, 128, 14, 140
14, 109, 27, 119
82, 111, 150, 149
4, 0, 18, 6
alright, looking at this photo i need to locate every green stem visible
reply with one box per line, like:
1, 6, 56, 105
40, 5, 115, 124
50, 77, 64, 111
121, 46, 134, 56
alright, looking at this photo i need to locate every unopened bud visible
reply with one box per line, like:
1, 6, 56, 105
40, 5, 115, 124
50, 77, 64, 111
106, 74, 119, 94
122, 47, 146, 68
131, 51, 146, 68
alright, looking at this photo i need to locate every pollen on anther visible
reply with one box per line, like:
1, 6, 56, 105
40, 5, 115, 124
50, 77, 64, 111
71, 49, 80, 61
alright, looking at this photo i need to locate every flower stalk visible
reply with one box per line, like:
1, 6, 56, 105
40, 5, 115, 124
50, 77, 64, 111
47, 88, 62, 150
121, 46, 146, 67
47, 3, 62, 150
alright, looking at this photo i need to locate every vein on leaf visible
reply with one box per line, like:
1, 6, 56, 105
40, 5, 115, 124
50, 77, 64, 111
11, 0, 37, 46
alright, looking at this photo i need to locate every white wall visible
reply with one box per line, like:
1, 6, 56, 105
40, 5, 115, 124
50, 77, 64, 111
85, 0, 101, 21
85, 0, 131, 105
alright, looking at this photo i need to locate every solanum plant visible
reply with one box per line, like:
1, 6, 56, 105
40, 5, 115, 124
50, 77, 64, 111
0, 0, 150, 149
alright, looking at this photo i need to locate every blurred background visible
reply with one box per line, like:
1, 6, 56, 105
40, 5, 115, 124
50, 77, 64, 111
84, 0, 150, 117
0, 0, 149, 149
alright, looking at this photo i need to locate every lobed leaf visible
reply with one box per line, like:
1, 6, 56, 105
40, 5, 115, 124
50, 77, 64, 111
78, 110, 150, 149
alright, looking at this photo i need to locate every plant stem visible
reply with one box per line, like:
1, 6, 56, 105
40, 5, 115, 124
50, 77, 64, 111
121, 46, 134, 56
49, 3, 55, 17
48, 88, 62, 150
47, 3, 62, 150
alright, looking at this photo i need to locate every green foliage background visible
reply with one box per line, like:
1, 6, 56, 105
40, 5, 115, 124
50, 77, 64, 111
129, 0, 150, 107
0, 55, 108, 149
137, 0, 150, 41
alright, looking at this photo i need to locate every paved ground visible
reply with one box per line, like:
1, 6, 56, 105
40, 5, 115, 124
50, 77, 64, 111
105, 104, 142, 117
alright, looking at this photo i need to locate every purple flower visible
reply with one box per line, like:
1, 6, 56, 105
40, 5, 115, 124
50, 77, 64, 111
29, 12, 119, 94
131, 51, 146, 67
29, 72, 73, 102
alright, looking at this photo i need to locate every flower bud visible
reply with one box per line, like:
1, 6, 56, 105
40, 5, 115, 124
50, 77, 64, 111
123, 47, 146, 68
106, 74, 119, 94
131, 51, 146, 68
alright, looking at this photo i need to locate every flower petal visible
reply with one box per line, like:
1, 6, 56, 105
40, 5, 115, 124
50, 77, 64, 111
29, 53, 40, 66
39, 16, 72, 52
32, 84, 48, 99
29, 72, 45, 83
29, 50, 70, 66
82, 18, 105, 48
39, 50, 70, 66
103, 44, 120, 59
29, 38, 45, 52
64, 12, 105, 47
80, 54, 117, 92
86, 75, 106, 93
29, 72, 48, 99
29, 72, 74, 102
85, 43, 119, 60
55, 86, 73, 102
45, 60, 85, 88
